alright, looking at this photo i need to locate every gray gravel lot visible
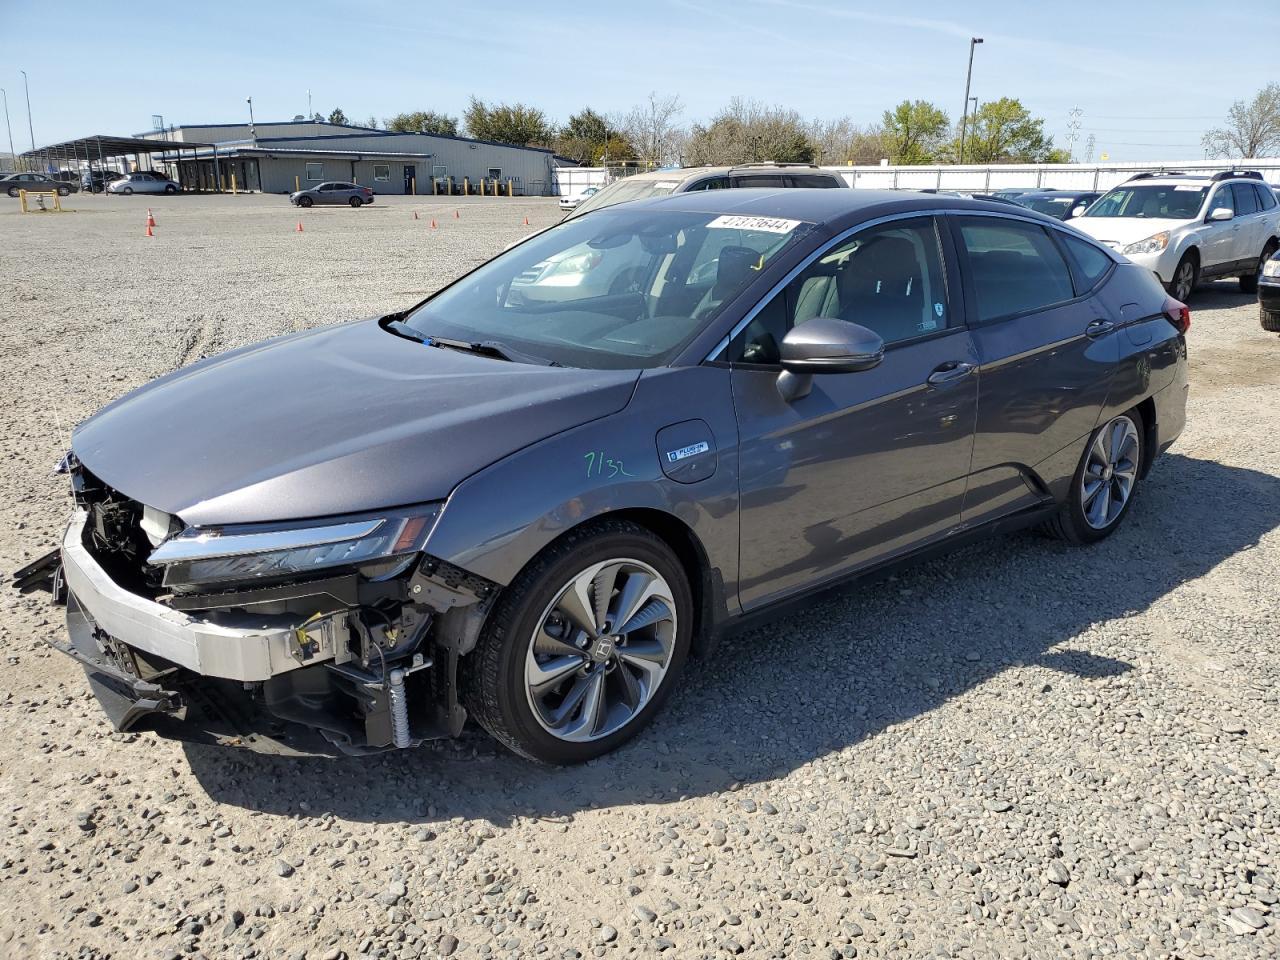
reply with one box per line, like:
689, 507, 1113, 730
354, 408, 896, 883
1, 192, 1278, 960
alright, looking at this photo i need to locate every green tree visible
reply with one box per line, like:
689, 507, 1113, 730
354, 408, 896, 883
327, 108, 349, 125
961, 98, 1059, 163
463, 99, 553, 146
385, 111, 459, 136
685, 98, 815, 165
1202, 82, 1280, 158
554, 108, 635, 164
881, 100, 950, 164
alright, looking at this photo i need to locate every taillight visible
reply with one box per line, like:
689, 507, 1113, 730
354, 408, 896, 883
1163, 296, 1190, 334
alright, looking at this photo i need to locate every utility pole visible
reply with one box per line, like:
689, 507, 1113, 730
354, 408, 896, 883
1, 89, 15, 173
958, 37, 983, 164
20, 69, 35, 155
1085, 133, 1096, 164
246, 96, 256, 141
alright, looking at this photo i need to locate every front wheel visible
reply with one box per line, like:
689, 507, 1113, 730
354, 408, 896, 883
1045, 411, 1143, 544
463, 519, 693, 763
298, 195, 313, 207
349, 196, 362, 207
164, 184, 177, 194
122, 186, 133, 195
56, 185, 70, 197
1168, 254, 1197, 303
1262, 306, 1280, 333
6, 186, 17, 198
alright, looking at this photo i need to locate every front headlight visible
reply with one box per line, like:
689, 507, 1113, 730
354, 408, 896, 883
1122, 232, 1170, 256
148, 505, 441, 590
1263, 258, 1280, 279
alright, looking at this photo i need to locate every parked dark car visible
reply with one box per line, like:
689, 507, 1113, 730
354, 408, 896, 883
1013, 190, 1102, 220
82, 169, 125, 193
1260, 247, 1280, 332
290, 181, 374, 207
2, 172, 78, 197
16, 190, 1189, 764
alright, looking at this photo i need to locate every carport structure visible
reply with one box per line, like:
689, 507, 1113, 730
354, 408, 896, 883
20, 134, 218, 191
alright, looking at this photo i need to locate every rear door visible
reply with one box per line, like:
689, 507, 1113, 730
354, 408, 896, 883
952, 214, 1120, 527
1231, 181, 1264, 265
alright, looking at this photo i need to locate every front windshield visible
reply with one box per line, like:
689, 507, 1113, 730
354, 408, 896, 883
1083, 184, 1208, 219
401, 208, 812, 369
563, 176, 684, 220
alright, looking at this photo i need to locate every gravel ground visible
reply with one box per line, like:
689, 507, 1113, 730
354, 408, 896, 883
2, 193, 1278, 960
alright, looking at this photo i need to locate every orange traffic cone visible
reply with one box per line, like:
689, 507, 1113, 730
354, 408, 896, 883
146, 208, 156, 227
413, 210, 419, 220
522, 216, 530, 226
430, 217, 437, 229
454, 209, 459, 219
296, 221, 304, 233
145, 223, 153, 237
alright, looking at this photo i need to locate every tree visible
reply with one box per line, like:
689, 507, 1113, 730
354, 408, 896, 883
365, 115, 380, 130
881, 100, 950, 164
1202, 83, 1280, 159
808, 117, 890, 165
385, 111, 460, 136
311, 112, 324, 123
960, 98, 1059, 163
463, 99, 553, 146
553, 108, 630, 164
618, 92, 685, 166
328, 108, 349, 126
684, 98, 815, 165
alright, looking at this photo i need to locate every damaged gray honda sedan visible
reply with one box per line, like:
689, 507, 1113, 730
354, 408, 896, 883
15, 189, 1189, 763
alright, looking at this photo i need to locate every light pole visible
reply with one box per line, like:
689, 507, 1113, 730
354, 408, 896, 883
20, 69, 35, 158
959, 37, 983, 164
246, 96, 256, 141
1, 88, 15, 173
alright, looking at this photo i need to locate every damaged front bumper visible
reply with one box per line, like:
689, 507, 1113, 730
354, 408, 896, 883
22, 509, 497, 756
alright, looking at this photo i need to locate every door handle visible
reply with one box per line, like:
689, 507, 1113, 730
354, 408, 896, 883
926, 361, 975, 386
1085, 319, 1115, 339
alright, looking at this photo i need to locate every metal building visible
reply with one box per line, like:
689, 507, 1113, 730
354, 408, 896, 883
139, 121, 570, 196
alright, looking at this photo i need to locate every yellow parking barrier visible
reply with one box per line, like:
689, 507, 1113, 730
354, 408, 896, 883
411, 176, 416, 196
18, 189, 67, 213
295, 175, 301, 192
508, 178, 514, 197
464, 177, 470, 196
231, 171, 238, 195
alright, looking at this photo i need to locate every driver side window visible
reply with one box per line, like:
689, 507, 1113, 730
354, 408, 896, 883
730, 217, 949, 364
1209, 186, 1235, 217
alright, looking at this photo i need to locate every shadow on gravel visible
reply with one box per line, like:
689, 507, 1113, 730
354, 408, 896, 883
185, 452, 1280, 825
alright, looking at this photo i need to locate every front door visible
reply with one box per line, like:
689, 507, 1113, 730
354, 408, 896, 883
404, 164, 416, 195
1201, 184, 1237, 272
731, 216, 978, 609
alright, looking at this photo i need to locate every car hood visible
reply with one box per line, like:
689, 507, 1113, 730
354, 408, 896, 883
72, 318, 640, 526
1070, 216, 1188, 247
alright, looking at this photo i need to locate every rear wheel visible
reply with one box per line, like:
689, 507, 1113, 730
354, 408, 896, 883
349, 196, 362, 207
1262, 305, 1280, 333
463, 519, 693, 764
1045, 410, 1143, 544
298, 195, 313, 208
1168, 253, 1197, 302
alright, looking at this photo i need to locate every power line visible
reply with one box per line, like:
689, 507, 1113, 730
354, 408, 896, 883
1090, 115, 1219, 120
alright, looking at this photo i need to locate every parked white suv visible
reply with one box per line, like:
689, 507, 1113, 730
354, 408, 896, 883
1071, 171, 1280, 301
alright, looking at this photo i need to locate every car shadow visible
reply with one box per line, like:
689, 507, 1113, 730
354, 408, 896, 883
184, 452, 1280, 825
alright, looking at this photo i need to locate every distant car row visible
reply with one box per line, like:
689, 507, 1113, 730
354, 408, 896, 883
1, 170, 180, 196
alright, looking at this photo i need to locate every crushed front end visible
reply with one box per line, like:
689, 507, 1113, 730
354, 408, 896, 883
14, 459, 497, 756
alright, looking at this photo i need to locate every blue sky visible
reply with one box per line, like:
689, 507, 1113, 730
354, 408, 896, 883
1, 0, 1276, 162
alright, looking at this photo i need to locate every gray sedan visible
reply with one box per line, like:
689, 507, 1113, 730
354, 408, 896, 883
290, 181, 374, 207
18, 189, 1189, 764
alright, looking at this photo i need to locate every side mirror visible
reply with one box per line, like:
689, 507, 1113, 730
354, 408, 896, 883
1208, 207, 1234, 222
776, 317, 884, 401
1069, 204, 1087, 219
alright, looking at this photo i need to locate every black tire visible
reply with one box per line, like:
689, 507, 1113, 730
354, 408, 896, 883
349, 196, 362, 207
1263, 306, 1280, 333
1167, 253, 1198, 302
6, 186, 17, 198
1242, 242, 1277, 294
122, 186, 133, 195
56, 185, 70, 197
1045, 408, 1144, 545
298, 195, 312, 208
164, 184, 177, 194
462, 519, 694, 764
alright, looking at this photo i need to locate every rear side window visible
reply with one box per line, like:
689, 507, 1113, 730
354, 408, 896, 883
1233, 183, 1260, 216
1257, 184, 1278, 210
787, 174, 841, 188
957, 218, 1076, 322
732, 174, 784, 187
1059, 233, 1114, 294
686, 176, 730, 191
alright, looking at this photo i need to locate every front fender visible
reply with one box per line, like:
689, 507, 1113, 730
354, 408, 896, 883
423, 365, 741, 606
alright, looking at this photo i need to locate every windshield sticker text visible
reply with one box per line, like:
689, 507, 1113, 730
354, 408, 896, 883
707, 215, 801, 234
584, 451, 636, 479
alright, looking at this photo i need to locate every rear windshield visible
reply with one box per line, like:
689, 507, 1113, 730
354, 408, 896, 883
1083, 184, 1208, 219
564, 177, 683, 220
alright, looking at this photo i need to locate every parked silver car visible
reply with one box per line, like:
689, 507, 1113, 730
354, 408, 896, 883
108, 172, 179, 195
290, 182, 375, 207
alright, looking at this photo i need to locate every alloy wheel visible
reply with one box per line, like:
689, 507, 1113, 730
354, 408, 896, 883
1080, 415, 1140, 530
1173, 260, 1195, 301
524, 558, 676, 743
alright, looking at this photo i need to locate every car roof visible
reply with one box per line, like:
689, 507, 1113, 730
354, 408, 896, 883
616, 187, 1064, 227
616, 164, 835, 183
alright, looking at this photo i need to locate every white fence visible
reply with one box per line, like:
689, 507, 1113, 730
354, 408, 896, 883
824, 159, 1280, 192
551, 166, 609, 196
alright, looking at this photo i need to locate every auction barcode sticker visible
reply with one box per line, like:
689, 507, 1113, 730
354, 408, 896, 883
707, 215, 801, 234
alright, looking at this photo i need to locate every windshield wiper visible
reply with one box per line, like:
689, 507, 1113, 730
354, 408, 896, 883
426, 336, 560, 366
